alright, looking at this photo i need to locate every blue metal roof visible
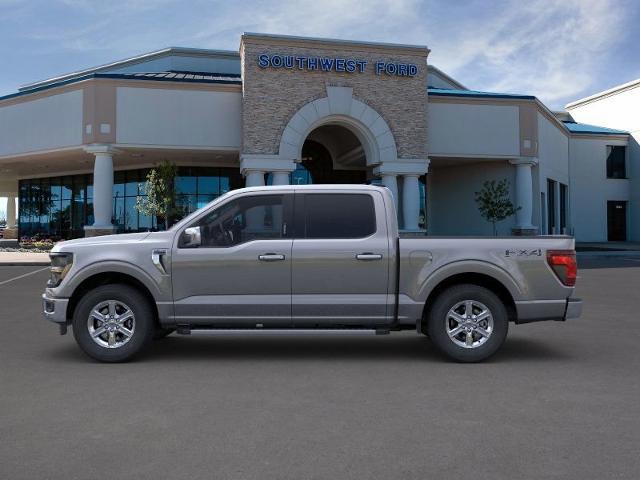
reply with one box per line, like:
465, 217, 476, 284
118, 71, 241, 82
428, 87, 535, 100
0, 71, 242, 102
562, 121, 628, 135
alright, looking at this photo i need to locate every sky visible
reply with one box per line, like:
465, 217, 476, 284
1, 0, 639, 216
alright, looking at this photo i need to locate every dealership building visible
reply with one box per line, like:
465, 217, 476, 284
0, 33, 636, 241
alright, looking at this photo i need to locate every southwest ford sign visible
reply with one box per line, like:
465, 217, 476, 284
257, 54, 418, 77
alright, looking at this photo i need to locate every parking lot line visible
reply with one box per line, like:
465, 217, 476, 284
0, 266, 49, 287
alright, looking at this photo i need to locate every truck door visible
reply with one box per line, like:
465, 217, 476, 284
171, 192, 293, 327
291, 190, 392, 327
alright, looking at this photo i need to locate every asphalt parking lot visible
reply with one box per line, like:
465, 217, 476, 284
1, 257, 640, 480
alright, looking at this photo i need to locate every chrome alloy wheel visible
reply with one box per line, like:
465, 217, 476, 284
87, 300, 136, 349
445, 300, 494, 349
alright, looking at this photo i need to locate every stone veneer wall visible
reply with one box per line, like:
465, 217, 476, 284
240, 36, 429, 160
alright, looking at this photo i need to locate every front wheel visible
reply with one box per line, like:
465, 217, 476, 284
426, 284, 508, 363
72, 284, 155, 362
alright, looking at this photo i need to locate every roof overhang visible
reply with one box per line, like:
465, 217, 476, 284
428, 89, 630, 140
565, 78, 640, 109
1, 72, 241, 105
427, 65, 467, 90
19, 47, 240, 93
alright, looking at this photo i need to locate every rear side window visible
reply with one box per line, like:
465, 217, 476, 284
300, 193, 376, 239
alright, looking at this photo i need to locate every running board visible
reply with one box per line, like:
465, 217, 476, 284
177, 327, 390, 336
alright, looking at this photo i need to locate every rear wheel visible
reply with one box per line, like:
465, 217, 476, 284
72, 284, 155, 362
426, 284, 508, 363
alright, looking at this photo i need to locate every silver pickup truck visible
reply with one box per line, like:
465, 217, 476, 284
42, 185, 581, 363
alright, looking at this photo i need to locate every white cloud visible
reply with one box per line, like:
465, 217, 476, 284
186, 0, 632, 107
424, 0, 631, 107
5, 0, 635, 108
190, 0, 426, 47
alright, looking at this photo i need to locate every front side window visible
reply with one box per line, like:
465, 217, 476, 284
301, 193, 376, 239
606, 146, 626, 179
188, 194, 288, 247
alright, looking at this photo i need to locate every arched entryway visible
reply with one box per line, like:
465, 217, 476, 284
243, 86, 429, 230
298, 124, 368, 184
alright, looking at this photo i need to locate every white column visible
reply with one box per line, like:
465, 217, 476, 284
381, 174, 399, 214
271, 171, 290, 186
402, 174, 420, 231
243, 170, 265, 231
270, 171, 289, 231
240, 154, 295, 187
84, 145, 117, 235
244, 170, 265, 187
6, 195, 16, 229
374, 159, 429, 231
509, 158, 538, 232
92, 153, 114, 227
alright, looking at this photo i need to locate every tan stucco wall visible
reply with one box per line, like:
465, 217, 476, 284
240, 35, 429, 160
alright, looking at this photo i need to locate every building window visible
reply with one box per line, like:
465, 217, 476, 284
606, 146, 626, 179
540, 192, 547, 234
418, 175, 427, 231
18, 166, 243, 240
560, 183, 568, 234
547, 179, 556, 235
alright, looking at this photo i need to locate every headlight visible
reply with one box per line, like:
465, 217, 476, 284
48, 252, 73, 287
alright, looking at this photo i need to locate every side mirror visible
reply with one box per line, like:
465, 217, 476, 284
180, 226, 201, 248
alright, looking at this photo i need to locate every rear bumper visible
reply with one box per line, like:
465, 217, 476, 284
564, 298, 582, 319
42, 293, 69, 324
515, 297, 582, 323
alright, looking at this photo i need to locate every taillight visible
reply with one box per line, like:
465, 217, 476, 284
546, 250, 577, 287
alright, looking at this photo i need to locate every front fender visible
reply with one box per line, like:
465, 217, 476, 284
56, 260, 168, 303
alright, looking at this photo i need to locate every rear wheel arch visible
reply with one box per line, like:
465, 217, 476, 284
421, 272, 517, 334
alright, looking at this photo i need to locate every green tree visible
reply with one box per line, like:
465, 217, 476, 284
474, 179, 520, 236
135, 161, 179, 228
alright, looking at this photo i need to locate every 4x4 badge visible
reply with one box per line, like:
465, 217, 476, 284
505, 248, 542, 257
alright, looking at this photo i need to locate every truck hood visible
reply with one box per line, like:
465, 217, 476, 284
52, 232, 152, 252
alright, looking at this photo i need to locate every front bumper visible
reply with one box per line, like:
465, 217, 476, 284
42, 293, 69, 324
565, 298, 583, 319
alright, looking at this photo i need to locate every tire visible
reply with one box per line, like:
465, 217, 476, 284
72, 284, 155, 362
153, 327, 175, 340
426, 284, 508, 363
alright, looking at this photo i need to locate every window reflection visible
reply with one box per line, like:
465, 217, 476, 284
18, 167, 243, 239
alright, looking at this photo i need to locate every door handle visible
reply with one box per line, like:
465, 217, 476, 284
258, 253, 286, 262
356, 253, 383, 261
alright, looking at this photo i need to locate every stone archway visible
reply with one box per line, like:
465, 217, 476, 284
278, 86, 398, 166
241, 85, 429, 231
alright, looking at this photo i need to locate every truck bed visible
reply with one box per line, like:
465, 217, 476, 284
396, 235, 577, 325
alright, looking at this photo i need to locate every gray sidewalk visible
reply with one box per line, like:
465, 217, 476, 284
577, 242, 640, 251
0, 252, 50, 266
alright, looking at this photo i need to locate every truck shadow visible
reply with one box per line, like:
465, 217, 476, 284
48, 335, 570, 364
128, 335, 570, 363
